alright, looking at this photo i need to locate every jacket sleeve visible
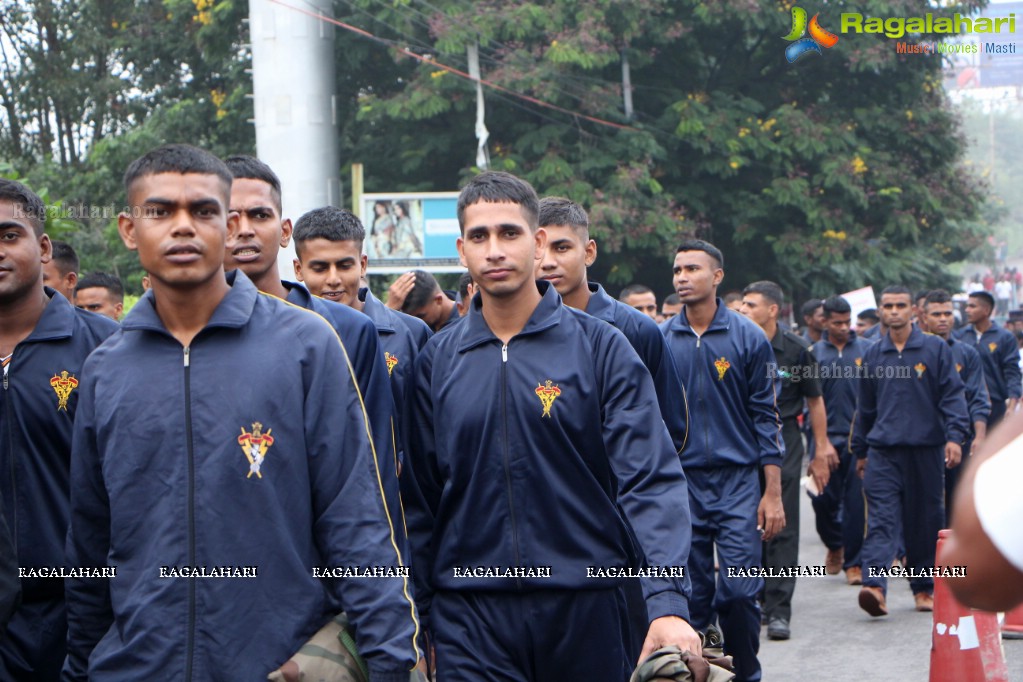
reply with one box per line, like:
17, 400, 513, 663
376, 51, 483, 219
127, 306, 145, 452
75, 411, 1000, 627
596, 329, 692, 623
635, 316, 689, 453
745, 333, 784, 467
399, 343, 443, 630
1001, 332, 1022, 400
963, 347, 992, 427
852, 348, 878, 459
63, 361, 114, 681
339, 314, 409, 559
0, 492, 19, 636
302, 325, 422, 679
936, 341, 970, 445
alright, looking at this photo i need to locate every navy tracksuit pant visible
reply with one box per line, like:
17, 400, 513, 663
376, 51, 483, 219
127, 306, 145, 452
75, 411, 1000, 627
860, 447, 944, 596
0, 595, 65, 681
431, 588, 633, 682
687, 466, 762, 682
810, 436, 865, 570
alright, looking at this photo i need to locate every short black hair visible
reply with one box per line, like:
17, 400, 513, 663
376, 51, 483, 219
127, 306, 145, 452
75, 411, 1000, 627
801, 298, 824, 319
124, 144, 232, 202
225, 155, 282, 213
457, 171, 539, 233
968, 290, 996, 311
457, 271, 474, 299
822, 295, 852, 317
292, 206, 365, 258
915, 289, 931, 304
723, 291, 743, 305
402, 270, 441, 314
50, 240, 79, 275
0, 178, 46, 235
924, 289, 953, 307
744, 281, 785, 308
676, 239, 723, 269
880, 285, 913, 298
75, 271, 124, 302
538, 197, 588, 237
619, 284, 653, 302
663, 293, 680, 306
857, 308, 880, 323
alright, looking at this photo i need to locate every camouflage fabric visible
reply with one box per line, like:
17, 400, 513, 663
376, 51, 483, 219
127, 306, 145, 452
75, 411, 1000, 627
267, 613, 368, 682
630, 627, 735, 682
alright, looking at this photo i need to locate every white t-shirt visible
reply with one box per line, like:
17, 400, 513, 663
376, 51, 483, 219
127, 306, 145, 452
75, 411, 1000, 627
995, 280, 1012, 300
974, 432, 1023, 572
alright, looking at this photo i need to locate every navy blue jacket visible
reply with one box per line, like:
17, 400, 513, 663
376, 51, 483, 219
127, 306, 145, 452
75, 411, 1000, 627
954, 321, 1022, 403
0, 290, 117, 602
947, 336, 991, 431
808, 331, 874, 441
852, 326, 970, 457
64, 273, 420, 682
359, 288, 432, 409
285, 281, 406, 522
586, 282, 689, 452
660, 300, 783, 470
403, 283, 693, 625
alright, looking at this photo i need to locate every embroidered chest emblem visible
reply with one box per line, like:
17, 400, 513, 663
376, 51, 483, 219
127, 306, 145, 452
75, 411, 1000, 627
384, 351, 399, 377
854, 357, 863, 367
956, 363, 963, 374
914, 362, 927, 379
714, 357, 731, 381
988, 342, 998, 353
50, 371, 79, 412
238, 422, 274, 479
535, 380, 562, 418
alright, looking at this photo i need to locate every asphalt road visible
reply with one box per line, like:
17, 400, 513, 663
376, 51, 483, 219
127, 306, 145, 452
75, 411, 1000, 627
757, 489, 1023, 681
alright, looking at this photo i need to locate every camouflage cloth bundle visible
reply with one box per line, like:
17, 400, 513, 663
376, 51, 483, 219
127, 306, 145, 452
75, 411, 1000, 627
630, 626, 735, 682
267, 613, 368, 682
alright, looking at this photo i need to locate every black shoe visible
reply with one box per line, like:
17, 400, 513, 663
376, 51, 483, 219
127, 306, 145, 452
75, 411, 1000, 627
767, 617, 790, 640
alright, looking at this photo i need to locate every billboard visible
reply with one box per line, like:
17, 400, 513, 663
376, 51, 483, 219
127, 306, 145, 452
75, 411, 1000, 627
362, 192, 462, 273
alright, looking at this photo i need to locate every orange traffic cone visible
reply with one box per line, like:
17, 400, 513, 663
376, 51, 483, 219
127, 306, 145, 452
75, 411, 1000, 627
1002, 604, 1023, 640
930, 530, 1009, 682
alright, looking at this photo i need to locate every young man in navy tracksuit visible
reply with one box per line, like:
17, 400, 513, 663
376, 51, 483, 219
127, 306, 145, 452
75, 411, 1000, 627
954, 290, 1020, 427
292, 207, 432, 413
807, 295, 874, 586
223, 155, 406, 507
0, 179, 119, 681
63, 145, 423, 681
923, 289, 990, 525
853, 286, 969, 617
660, 240, 783, 682
402, 171, 700, 681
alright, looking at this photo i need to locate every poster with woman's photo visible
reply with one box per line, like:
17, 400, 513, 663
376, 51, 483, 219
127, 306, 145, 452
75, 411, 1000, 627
362, 192, 461, 269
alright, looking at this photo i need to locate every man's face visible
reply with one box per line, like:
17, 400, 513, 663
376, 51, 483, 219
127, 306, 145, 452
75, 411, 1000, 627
408, 293, 448, 331
535, 224, 595, 301
293, 238, 366, 307
804, 306, 826, 333
965, 297, 992, 325
225, 178, 291, 284
0, 200, 51, 306
824, 312, 851, 344
457, 201, 544, 300
740, 292, 777, 331
661, 301, 682, 320
673, 250, 723, 306
880, 293, 913, 330
74, 287, 122, 321
118, 173, 236, 292
855, 318, 873, 335
925, 301, 955, 338
624, 291, 658, 320
41, 259, 76, 300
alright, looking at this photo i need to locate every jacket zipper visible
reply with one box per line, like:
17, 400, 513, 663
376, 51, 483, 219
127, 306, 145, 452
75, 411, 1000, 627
3, 356, 15, 556
500, 343, 523, 589
183, 346, 196, 682
695, 333, 710, 465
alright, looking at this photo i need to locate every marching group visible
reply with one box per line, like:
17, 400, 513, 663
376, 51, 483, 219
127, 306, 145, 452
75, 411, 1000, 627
1, 143, 1021, 682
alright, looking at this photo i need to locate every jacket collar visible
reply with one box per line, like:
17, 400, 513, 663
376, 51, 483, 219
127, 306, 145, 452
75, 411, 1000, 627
23, 288, 78, 343
121, 270, 257, 335
283, 280, 314, 309
358, 287, 396, 333
963, 320, 1002, 336
584, 282, 616, 323
457, 280, 563, 352
667, 297, 731, 335
878, 323, 924, 353
818, 329, 859, 349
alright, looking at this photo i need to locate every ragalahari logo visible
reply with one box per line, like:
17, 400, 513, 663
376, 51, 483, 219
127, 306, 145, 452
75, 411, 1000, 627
783, 7, 839, 62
